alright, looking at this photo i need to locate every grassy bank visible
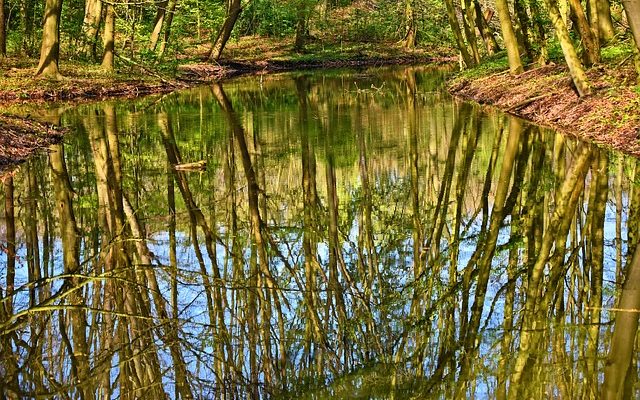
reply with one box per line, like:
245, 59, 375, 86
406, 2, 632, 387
448, 45, 640, 157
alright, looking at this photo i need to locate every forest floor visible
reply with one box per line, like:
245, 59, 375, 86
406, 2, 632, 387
448, 49, 640, 157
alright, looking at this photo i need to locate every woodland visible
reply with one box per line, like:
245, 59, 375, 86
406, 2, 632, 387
2, 0, 640, 399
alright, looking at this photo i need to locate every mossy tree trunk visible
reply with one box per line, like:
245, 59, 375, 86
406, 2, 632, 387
35, 0, 64, 79
403, 0, 417, 48
544, 0, 592, 96
473, 0, 499, 55
495, 0, 524, 73
444, 0, 474, 67
157, 0, 178, 56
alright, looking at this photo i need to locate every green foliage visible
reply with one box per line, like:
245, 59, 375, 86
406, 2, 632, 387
238, 0, 299, 37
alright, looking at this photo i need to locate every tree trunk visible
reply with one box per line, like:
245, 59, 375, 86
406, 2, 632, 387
149, 0, 169, 51
544, 0, 592, 96
444, 0, 474, 67
0, 0, 6, 56
403, 0, 417, 49
35, 0, 64, 79
473, 0, 499, 55
495, 0, 524, 73
157, 0, 178, 56
293, 0, 309, 51
102, 3, 115, 72
80, 0, 102, 57
623, 0, 640, 53
597, 0, 615, 41
568, 0, 600, 65
461, 0, 481, 63
21, 0, 35, 55
208, 0, 241, 61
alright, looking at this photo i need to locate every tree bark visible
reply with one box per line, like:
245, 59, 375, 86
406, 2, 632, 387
157, 0, 178, 56
444, 0, 474, 67
208, 0, 241, 61
149, 0, 169, 51
80, 0, 102, 57
403, 0, 417, 49
568, 0, 600, 65
597, 0, 615, 41
622, 0, 640, 54
35, 0, 64, 79
0, 0, 6, 56
102, 3, 115, 71
544, 0, 592, 96
495, 0, 524, 73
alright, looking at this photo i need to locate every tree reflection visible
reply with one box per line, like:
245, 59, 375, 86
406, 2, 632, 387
0, 67, 639, 399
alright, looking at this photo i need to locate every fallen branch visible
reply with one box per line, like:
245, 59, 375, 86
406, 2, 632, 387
115, 53, 180, 87
173, 160, 207, 171
508, 92, 555, 111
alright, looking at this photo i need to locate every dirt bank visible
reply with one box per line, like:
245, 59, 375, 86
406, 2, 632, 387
448, 63, 640, 157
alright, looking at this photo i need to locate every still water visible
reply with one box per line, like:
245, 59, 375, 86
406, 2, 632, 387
0, 66, 639, 399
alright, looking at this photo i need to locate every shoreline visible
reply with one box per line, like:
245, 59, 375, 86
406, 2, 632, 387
2, 54, 639, 175
447, 62, 640, 158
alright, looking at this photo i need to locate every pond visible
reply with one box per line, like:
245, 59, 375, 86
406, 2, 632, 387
0, 66, 639, 399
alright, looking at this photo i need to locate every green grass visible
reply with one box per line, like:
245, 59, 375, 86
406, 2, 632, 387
453, 51, 509, 80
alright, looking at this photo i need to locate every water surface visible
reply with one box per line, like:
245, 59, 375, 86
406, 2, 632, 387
1, 66, 639, 399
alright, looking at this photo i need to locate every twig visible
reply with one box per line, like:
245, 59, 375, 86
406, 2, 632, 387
617, 53, 635, 68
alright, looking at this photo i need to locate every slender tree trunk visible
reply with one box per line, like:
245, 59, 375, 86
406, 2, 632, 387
293, 0, 309, 51
544, 0, 592, 96
444, 0, 474, 67
514, 0, 535, 61
102, 3, 115, 71
35, 0, 64, 79
208, 0, 241, 61
474, 0, 499, 55
0, 0, 6, 56
461, 0, 481, 63
495, 0, 524, 73
403, 0, 417, 48
158, 0, 178, 56
21, 0, 35, 55
568, 0, 600, 65
149, 0, 169, 51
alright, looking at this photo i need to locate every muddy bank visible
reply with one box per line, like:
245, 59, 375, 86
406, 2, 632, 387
0, 115, 65, 175
448, 63, 640, 157
0, 79, 186, 103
